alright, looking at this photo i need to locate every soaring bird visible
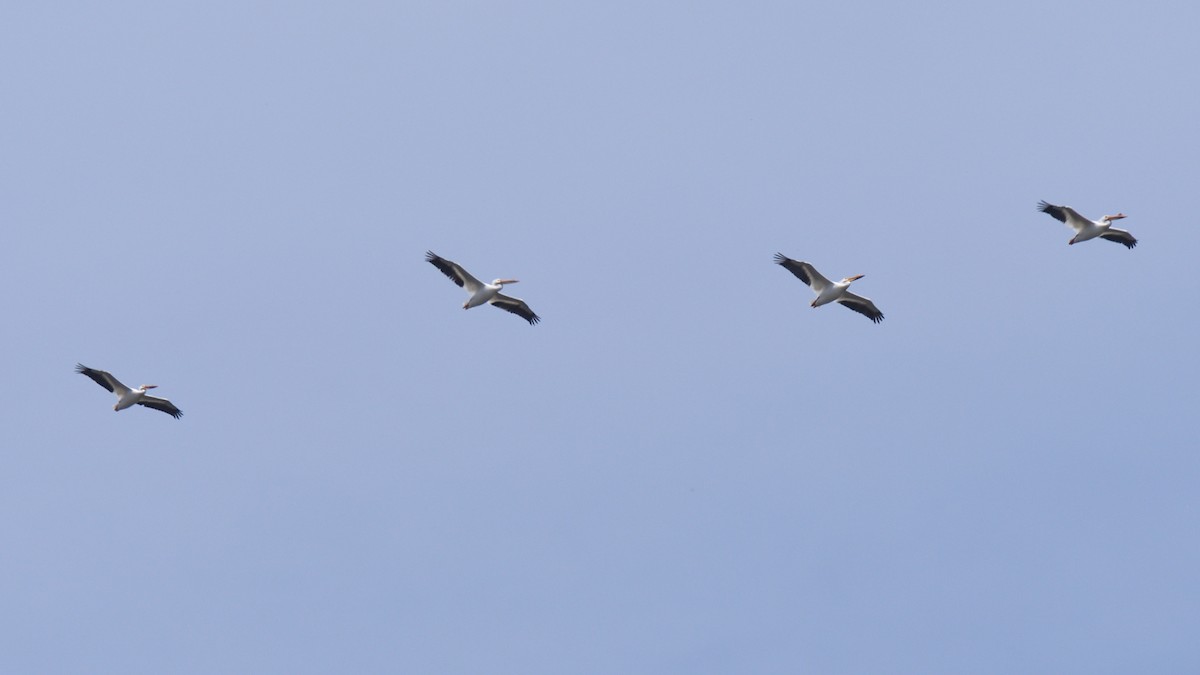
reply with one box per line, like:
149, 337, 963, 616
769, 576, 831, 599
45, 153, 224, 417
774, 253, 884, 323
426, 251, 541, 325
75, 364, 183, 418
1038, 200, 1137, 249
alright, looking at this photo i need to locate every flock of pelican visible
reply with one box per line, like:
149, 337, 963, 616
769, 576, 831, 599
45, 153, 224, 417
78, 201, 1136, 419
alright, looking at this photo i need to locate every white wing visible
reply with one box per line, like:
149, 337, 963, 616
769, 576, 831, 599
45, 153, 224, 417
1099, 228, 1138, 249
1038, 201, 1091, 233
75, 364, 131, 396
426, 251, 484, 293
774, 254, 832, 292
837, 291, 884, 323
490, 293, 541, 325
138, 395, 183, 419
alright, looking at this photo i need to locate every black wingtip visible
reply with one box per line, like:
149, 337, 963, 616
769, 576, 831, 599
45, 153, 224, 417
773, 252, 788, 265
1100, 233, 1138, 249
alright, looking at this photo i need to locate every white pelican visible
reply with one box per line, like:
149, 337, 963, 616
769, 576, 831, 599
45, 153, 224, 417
426, 251, 541, 325
774, 253, 884, 323
76, 364, 183, 418
1038, 200, 1137, 249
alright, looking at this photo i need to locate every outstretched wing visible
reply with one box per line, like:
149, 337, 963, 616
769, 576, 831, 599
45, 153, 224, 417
75, 363, 130, 395
774, 253, 831, 292
1099, 229, 1137, 249
426, 251, 483, 292
1038, 201, 1089, 232
490, 293, 541, 325
837, 292, 884, 323
137, 395, 183, 419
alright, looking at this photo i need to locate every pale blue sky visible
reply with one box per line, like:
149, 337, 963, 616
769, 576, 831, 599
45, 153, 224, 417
2, 1, 1198, 673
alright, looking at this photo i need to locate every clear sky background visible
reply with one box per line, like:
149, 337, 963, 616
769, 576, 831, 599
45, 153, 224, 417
2, 1, 1198, 673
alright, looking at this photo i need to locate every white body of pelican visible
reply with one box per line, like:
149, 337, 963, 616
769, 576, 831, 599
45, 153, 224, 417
76, 364, 183, 418
426, 251, 541, 324
774, 253, 884, 323
1038, 200, 1137, 249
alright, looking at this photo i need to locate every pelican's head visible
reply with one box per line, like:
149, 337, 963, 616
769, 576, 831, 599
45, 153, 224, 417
492, 278, 519, 286
141, 384, 158, 391
844, 274, 865, 283
1104, 213, 1127, 222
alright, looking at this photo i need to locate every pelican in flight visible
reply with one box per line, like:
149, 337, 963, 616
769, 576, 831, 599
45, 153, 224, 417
75, 364, 183, 418
774, 253, 884, 323
1038, 200, 1137, 249
426, 251, 541, 325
